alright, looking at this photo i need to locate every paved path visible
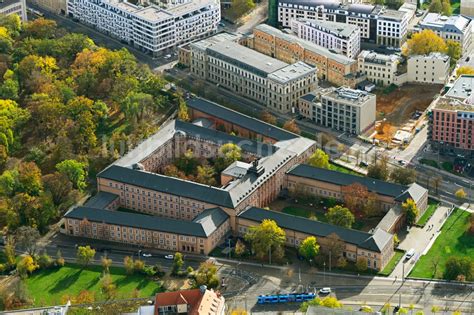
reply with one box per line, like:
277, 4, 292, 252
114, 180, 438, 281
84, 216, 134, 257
390, 205, 451, 279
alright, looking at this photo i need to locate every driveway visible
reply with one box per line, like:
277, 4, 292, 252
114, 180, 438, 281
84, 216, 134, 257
390, 205, 450, 279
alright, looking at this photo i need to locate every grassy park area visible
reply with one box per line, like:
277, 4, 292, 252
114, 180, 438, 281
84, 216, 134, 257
410, 208, 473, 279
25, 263, 162, 306
378, 250, 404, 277
416, 201, 439, 226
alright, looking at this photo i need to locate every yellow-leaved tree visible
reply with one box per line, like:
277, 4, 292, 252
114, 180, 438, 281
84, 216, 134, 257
404, 30, 447, 56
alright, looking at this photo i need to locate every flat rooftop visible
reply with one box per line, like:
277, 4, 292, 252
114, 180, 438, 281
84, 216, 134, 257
359, 50, 401, 64
295, 19, 359, 38
190, 32, 241, 51
134, 6, 173, 21
168, 0, 217, 15
324, 87, 375, 106
267, 61, 316, 83
420, 13, 472, 32
207, 40, 289, 76
105, 0, 138, 12
380, 8, 406, 20
445, 74, 474, 100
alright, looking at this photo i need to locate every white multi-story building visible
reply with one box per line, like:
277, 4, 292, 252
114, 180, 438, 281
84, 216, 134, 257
0, 0, 27, 21
417, 13, 472, 53
290, 18, 360, 58
357, 50, 403, 86
277, 0, 408, 47
67, 0, 220, 56
299, 87, 376, 135
407, 53, 450, 85
376, 8, 409, 47
189, 35, 318, 113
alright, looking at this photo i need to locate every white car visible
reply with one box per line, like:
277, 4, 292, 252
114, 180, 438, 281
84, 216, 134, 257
319, 287, 331, 294
164, 254, 174, 260
142, 253, 152, 258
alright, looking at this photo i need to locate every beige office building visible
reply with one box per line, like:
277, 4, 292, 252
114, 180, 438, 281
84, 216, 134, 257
407, 53, 450, 84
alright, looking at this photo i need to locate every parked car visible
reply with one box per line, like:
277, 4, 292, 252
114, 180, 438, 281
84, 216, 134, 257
142, 253, 152, 258
164, 254, 174, 260
319, 287, 331, 295
405, 248, 415, 260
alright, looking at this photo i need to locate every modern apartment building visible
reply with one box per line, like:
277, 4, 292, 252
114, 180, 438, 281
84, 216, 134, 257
0, 0, 27, 21
357, 50, 403, 86
290, 18, 361, 58
189, 35, 318, 113
299, 87, 376, 135
276, 0, 408, 47
417, 13, 472, 52
67, 0, 220, 56
247, 24, 364, 87
407, 53, 450, 85
429, 75, 474, 156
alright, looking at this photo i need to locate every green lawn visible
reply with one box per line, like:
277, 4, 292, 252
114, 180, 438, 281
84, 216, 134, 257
410, 208, 474, 279
329, 163, 360, 176
420, 158, 438, 169
25, 263, 162, 306
416, 201, 439, 227
441, 161, 454, 173
282, 206, 367, 231
378, 250, 404, 277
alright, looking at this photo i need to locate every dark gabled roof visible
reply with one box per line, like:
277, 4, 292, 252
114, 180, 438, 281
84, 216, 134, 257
238, 207, 391, 252
175, 120, 277, 157
193, 207, 230, 236
84, 191, 119, 209
65, 207, 229, 237
287, 164, 408, 198
186, 98, 298, 141
98, 165, 234, 208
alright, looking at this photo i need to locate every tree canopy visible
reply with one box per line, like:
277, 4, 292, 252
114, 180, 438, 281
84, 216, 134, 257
298, 236, 320, 262
325, 205, 355, 228
307, 149, 330, 169
404, 30, 447, 56
244, 219, 286, 262
402, 198, 418, 226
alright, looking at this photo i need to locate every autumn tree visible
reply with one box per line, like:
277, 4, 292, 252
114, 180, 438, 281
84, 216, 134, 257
234, 239, 246, 257
325, 205, 355, 228
101, 255, 112, 274
367, 155, 389, 181
321, 233, 345, 267
390, 167, 416, 185
194, 261, 219, 288
216, 143, 242, 171
177, 97, 189, 121
172, 252, 184, 275
446, 40, 461, 65
124, 256, 134, 275
455, 188, 467, 201
43, 172, 73, 206
16, 255, 38, 278
3, 235, 16, 267
342, 182, 370, 215
100, 273, 117, 299
245, 219, 286, 263
356, 256, 368, 272
283, 119, 300, 134
228, 0, 256, 20
261, 110, 277, 125
307, 149, 330, 169
457, 65, 474, 77
402, 198, 418, 225
404, 30, 447, 56
76, 245, 96, 268
17, 161, 43, 196
196, 165, 216, 186
298, 236, 320, 262
23, 18, 57, 39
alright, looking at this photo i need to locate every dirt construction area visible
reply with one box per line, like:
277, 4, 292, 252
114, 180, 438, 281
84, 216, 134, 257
376, 83, 442, 126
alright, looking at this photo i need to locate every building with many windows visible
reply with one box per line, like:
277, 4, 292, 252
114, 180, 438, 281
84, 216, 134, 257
0, 0, 27, 21
407, 53, 450, 85
429, 75, 474, 156
67, 0, 220, 56
276, 0, 408, 47
247, 24, 365, 87
290, 18, 361, 58
188, 34, 318, 113
299, 86, 376, 134
357, 50, 404, 86
61, 97, 430, 270
417, 13, 472, 53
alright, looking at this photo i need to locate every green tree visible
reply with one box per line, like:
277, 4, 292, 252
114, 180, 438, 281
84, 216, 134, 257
196, 165, 216, 186
219, 143, 242, 165
443, 256, 473, 281
172, 252, 184, 275
325, 205, 355, 228
0, 14, 21, 37
356, 256, 368, 272
3, 235, 16, 267
245, 219, 286, 263
0, 27, 13, 54
367, 155, 389, 181
446, 40, 461, 65
441, 0, 452, 15
390, 167, 417, 185
23, 18, 57, 39
37, 251, 53, 269
76, 245, 96, 268
228, 0, 256, 19
0, 70, 19, 100
402, 198, 418, 225
121, 91, 154, 123
307, 149, 330, 169
429, 0, 442, 13
194, 261, 219, 289
56, 159, 88, 191
298, 236, 320, 262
